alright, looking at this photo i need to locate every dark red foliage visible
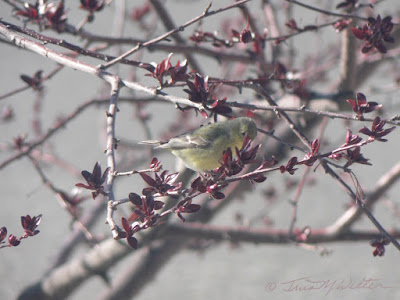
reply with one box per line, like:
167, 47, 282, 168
300, 139, 320, 166
14, 2, 40, 19
187, 135, 265, 197
351, 15, 394, 54
80, 0, 105, 12
279, 157, 298, 175
1, 214, 42, 249
128, 193, 164, 224
359, 116, 396, 142
220, 147, 242, 176
20, 71, 43, 91
189, 175, 210, 194
181, 137, 266, 198
232, 29, 253, 43
139, 170, 181, 196
176, 199, 201, 222
75, 162, 110, 199
218, 135, 261, 176
330, 129, 371, 167
189, 175, 227, 200
14, 1, 67, 32
146, 53, 189, 85
210, 98, 232, 115
169, 60, 189, 84
370, 237, 390, 257
343, 129, 363, 146
149, 157, 162, 171
346, 93, 381, 119
8, 235, 20, 247
190, 176, 206, 193
128, 192, 142, 207
343, 146, 371, 168
21, 214, 42, 237
0, 227, 7, 243
236, 135, 261, 164
206, 183, 226, 200
127, 236, 138, 249
45, 1, 67, 32
184, 73, 215, 104
333, 19, 353, 32
257, 157, 278, 171
147, 54, 173, 84
120, 217, 139, 249
121, 217, 132, 235
251, 174, 267, 183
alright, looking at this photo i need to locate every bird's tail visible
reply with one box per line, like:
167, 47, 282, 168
139, 140, 164, 147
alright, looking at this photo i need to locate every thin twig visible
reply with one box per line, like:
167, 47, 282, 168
100, 0, 253, 69
286, 0, 369, 20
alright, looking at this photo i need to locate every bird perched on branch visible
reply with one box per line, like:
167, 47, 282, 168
140, 117, 258, 172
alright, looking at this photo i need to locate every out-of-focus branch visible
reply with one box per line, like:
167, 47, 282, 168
18, 239, 132, 300
0, 96, 161, 171
2, 22, 205, 110
105, 79, 122, 238
101, 0, 253, 70
83, 36, 264, 65
286, 0, 368, 20
0, 20, 154, 70
48, 199, 105, 270
326, 160, 400, 234
166, 222, 400, 243
18, 217, 400, 300
227, 101, 400, 126
148, 0, 202, 73
0, 22, 207, 170
338, 23, 357, 94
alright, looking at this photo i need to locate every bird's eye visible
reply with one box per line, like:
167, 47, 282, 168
241, 130, 246, 136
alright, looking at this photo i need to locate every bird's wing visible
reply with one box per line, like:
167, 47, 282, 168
138, 140, 164, 146
158, 134, 211, 150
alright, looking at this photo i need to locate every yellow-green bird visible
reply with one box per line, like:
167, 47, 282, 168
140, 117, 258, 171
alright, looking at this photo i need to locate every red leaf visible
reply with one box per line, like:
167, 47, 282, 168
128, 211, 140, 222
154, 201, 165, 210
253, 175, 266, 183
177, 212, 185, 222
121, 217, 131, 235
351, 27, 365, 39
0, 227, 7, 242
139, 172, 157, 187
212, 192, 225, 200
186, 203, 201, 213
127, 236, 138, 249
129, 193, 142, 206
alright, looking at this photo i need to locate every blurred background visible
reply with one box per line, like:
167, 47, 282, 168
1, 0, 400, 299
